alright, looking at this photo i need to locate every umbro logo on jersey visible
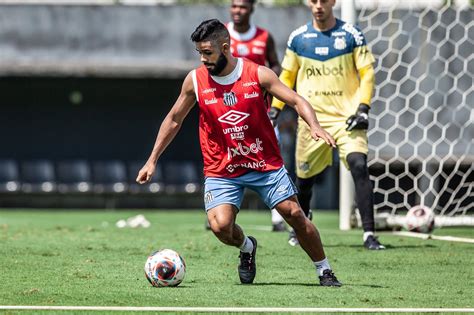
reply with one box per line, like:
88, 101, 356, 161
218, 110, 250, 126
202, 88, 216, 94
223, 91, 238, 106
243, 81, 257, 87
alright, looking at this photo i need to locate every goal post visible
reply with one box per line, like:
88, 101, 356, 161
338, 0, 474, 230
339, 0, 357, 231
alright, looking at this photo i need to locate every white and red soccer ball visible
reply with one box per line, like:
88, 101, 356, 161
144, 249, 186, 287
405, 205, 435, 233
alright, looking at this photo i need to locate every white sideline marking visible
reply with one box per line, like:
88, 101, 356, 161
1, 306, 473, 313
388, 231, 474, 243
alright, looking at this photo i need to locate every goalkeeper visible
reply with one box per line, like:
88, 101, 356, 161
270, 0, 385, 250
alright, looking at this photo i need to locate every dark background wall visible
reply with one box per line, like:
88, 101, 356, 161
0, 77, 200, 164
0, 76, 338, 209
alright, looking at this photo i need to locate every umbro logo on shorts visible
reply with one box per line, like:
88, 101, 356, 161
276, 185, 288, 195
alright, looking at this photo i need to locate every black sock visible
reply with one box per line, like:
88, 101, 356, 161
296, 176, 316, 218
347, 152, 375, 232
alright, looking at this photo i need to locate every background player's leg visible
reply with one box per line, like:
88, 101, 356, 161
346, 152, 385, 250
346, 152, 374, 232
296, 175, 316, 217
271, 208, 286, 231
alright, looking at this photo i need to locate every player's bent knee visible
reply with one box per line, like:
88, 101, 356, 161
274, 197, 303, 221
347, 152, 367, 173
284, 207, 306, 227
209, 220, 230, 234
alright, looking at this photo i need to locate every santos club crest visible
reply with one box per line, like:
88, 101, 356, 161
223, 91, 238, 106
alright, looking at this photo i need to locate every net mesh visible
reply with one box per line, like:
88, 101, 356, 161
356, 3, 473, 221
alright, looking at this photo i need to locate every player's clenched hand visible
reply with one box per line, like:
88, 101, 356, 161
136, 163, 156, 184
311, 126, 336, 148
346, 104, 370, 131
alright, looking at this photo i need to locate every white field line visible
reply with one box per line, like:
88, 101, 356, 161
387, 231, 474, 243
1, 306, 474, 313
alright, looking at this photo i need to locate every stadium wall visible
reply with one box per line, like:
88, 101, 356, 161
0, 4, 313, 77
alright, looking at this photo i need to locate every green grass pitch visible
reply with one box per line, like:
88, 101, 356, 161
0, 209, 473, 314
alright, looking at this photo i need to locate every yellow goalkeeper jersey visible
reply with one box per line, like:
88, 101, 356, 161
281, 19, 375, 124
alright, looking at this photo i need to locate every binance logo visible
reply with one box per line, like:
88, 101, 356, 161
305, 65, 343, 79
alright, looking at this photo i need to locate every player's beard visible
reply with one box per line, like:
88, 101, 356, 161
207, 53, 228, 76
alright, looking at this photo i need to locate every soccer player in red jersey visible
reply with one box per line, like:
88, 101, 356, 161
227, 0, 286, 231
227, 0, 281, 74
137, 19, 341, 286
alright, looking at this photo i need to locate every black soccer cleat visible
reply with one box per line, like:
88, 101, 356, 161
238, 236, 257, 284
364, 235, 386, 250
272, 222, 287, 232
319, 269, 342, 287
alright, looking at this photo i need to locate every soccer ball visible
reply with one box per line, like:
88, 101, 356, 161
144, 249, 186, 287
405, 205, 435, 233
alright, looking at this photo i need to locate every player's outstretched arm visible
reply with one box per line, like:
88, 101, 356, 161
258, 66, 335, 148
268, 68, 297, 126
136, 72, 197, 184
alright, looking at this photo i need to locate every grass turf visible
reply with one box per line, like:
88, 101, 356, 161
0, 209, 473, 313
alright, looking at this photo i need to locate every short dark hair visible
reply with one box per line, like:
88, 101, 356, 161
190, 19, 230, 43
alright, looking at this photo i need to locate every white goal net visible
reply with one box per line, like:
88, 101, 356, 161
346, 1, 473, 228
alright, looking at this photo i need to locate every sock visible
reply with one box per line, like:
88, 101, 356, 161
239, 236, 254, 253
363, 231, 374, 242
271, 209, 284, 224
314, 257, 331, 277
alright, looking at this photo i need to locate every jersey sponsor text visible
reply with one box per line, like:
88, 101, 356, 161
306, 64, 343, 79
204, 98, 218, 105
244, 92, 259, 99
227, 138, 263, 160
226, 160, 266, 173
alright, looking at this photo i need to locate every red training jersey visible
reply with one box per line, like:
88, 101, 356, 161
227, 22, 269, 66
192, 58, 283, 178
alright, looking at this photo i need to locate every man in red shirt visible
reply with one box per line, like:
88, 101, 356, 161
227, 0, 281, 74
227, 0, 286, 231
137, 19, 341, 287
